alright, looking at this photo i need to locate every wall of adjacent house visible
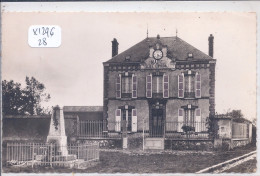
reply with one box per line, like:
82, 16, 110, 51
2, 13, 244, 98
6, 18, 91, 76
215, 119, 253, 150
217, 119, 232, 139
3, 117, 51, 142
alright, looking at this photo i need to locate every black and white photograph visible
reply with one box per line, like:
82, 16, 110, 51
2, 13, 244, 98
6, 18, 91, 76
1, 5, 257, 174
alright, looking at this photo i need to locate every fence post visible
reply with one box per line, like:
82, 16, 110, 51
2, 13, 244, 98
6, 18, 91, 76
87, 145, 89, 161
6, 143, 9, 165
77, 145, 79, 159
77, 116, 80, 137
143, 118, 145, 151
50, 143, 53, 168
32, 143, 34, 168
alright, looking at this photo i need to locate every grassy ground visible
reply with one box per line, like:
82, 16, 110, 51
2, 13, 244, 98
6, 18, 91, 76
3, 145, 256, 173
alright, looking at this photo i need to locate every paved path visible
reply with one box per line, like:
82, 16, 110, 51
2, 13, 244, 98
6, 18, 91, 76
196, 150, 256, 173
213, 153, 256, 173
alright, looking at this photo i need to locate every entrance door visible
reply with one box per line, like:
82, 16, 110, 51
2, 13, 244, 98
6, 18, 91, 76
151, 108, 164, 137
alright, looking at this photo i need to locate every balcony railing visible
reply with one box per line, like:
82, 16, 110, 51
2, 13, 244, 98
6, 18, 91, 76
121, 93, 132, 98
184, 92, 195, 98
152, 93, 163, 98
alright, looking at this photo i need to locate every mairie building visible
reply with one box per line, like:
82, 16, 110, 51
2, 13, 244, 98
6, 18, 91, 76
103, 34, 216, 143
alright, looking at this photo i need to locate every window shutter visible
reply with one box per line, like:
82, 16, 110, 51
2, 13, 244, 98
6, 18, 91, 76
115, 109, 121, 132
195, 73, 201, 98
178, 108, 184, 132
132, 74, 137, 98
146, 74, 152, 98
131, 109, 137, 132
163, 74, 169, 98
116, 75, 121, 98
195, 108, 201, 132
178, 74, 184, 98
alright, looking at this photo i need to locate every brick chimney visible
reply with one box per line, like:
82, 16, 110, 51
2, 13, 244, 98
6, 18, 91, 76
112, 38, 119, 57
208, 34, 214, 57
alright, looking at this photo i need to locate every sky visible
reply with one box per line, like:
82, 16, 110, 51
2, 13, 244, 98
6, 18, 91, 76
2, 12, 256, 120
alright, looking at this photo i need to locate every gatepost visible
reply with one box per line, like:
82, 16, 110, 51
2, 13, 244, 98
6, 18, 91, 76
122, 120, 127, 149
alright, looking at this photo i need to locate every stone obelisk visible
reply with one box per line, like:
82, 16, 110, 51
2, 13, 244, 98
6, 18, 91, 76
47, 105, 68, 156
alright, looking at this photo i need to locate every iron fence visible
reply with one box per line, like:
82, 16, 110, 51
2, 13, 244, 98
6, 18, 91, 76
142, 121, 209, 138
78, 120, 122, 138
78, 120, 209, 139
6, 143, 99, 168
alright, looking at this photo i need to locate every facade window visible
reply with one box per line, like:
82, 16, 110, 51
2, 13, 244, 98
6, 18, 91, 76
122, 109, 132, 131
116, 73, 138, 98
132, 109, 137, 132
195, 73, 201, 98
116, 75, 121, 98
184, 74, 195, 95
178, 106, 202, 132
195, 108, 202, 132
146, 74, 152, 98
115, 109, 121, 132
177, 108, 184, 132
184, 109, 195, 126
147, 73, 169, 98
178, 71, 201, 99
115, 108, 137, 132
132, 74, 137, 98
178, 74, 184, 98
177, 105, 202, 132
122, 76, 132, 93
152, 76, 163, 93
163, 74, 169, 98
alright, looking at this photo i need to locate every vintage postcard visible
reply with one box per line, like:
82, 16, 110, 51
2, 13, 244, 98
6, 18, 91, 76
1, 3, 258, 175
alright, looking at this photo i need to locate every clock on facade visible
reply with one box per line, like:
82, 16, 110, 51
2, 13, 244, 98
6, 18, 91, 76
153, 49, 163, 60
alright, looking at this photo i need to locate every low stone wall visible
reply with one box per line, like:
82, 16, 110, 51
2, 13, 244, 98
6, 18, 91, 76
77, 139, 122, 149
127, 133, 144, 150
165, 139, 214, 151
221, 138, 250, 150
231, 139, 250, 148
77, 136, 215, 151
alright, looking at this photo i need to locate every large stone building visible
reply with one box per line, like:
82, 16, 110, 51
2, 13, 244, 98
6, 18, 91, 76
103, 34, 216, 141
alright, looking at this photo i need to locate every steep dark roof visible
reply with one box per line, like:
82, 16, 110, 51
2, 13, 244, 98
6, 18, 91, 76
105, 36, 213, 63
63, 106, 103, 112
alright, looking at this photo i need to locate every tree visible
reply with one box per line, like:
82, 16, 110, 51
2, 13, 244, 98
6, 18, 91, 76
2, 80, 26, 115
23, 76, 51, 115
2, 77, 51, 115
226, 110, 244, 119
206, 115, 219, 139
